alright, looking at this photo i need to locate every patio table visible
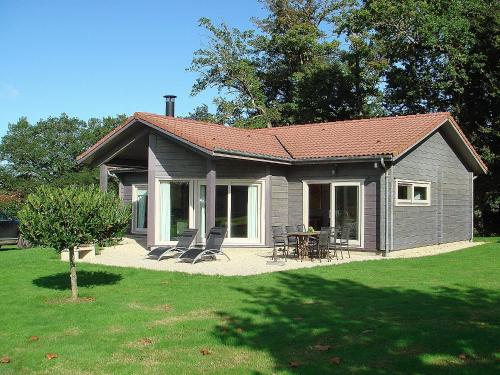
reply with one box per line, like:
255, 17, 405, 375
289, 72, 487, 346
287, 231, 320, 261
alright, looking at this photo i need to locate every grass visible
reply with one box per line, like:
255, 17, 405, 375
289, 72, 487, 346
0, 243, 499, 374
475, 236, 500, 243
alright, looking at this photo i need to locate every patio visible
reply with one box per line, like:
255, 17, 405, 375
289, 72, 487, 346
77, 236, 481, 276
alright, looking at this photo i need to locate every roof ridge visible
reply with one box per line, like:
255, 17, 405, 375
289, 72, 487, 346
255, 112, 451, 131
134, 112, 258, 132
135, 111, 451, 132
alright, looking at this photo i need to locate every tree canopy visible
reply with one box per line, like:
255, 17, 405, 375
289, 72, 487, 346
0, 114, 126, 197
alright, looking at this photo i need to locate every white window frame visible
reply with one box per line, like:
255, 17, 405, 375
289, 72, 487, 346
302, 179, 365, 248
395, 179, 431, 206
154, 178, 194, 245
131, 184, 148, 234
194, 179, 266, 246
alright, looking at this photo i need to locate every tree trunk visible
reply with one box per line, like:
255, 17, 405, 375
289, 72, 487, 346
68, 247, 78, 300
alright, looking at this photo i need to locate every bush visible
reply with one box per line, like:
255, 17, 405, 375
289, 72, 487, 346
18, 186, 131, 299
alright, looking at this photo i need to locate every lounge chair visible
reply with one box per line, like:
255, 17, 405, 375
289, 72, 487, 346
146, 228, 198, 261
177, 227, 229, 264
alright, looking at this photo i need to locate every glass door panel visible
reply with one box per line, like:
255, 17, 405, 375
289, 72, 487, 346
135, 187, 148, 231
230, 185, 248, 237
159, 181, 190, 242
334, 185, 359, 241
199, 185, 206, 239
215, 185, 228, 228
198, 183, 260, 241
308, 183, 331, 230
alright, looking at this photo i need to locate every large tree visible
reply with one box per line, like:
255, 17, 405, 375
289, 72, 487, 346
189, 0, 382, 127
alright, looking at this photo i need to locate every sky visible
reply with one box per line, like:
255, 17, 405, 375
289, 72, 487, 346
0, 0, 266, 138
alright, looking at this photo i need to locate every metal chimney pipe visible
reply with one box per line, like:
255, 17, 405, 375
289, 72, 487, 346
163, 95, 177, 117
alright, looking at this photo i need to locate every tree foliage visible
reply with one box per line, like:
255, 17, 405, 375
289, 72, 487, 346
18, 186, 131, 299
0, 114, 126, 196
189, 0, 383, 127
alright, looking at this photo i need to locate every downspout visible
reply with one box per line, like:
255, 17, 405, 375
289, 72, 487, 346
107, 170, 117, 179
472, 174, 478, 242
380, 158, 389, 257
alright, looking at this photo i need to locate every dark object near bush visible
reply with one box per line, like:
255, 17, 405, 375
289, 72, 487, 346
0, 219, 19, 247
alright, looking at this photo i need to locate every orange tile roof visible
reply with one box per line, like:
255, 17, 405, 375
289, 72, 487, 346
77, 111, 487, 172
135, 112, 291, 160
258, 112, 448, 159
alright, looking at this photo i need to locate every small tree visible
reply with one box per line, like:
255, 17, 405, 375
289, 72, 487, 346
18, 186, 131, 300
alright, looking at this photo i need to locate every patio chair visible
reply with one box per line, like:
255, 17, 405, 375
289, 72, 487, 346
285, 225, 300, 258
328, 226, 341, 260
146, 228, 198, 261
177, 227, 229, 264
308, 227, 331, 262
272, 225, 288, 261
338, 224, 352, 259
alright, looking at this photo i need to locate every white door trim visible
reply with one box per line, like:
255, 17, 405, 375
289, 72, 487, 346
131, 184, 148, 234
194, 178, 266, 246
154, 178, 194, 246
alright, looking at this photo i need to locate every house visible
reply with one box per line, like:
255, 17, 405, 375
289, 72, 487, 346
77, 99, 487, 254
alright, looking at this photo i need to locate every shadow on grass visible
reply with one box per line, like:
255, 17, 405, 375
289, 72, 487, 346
33, 271, 123, 290
0, 245, 20, 251
213, 274, 500, 374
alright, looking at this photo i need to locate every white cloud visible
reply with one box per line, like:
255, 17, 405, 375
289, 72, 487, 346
1, 83, 21, 99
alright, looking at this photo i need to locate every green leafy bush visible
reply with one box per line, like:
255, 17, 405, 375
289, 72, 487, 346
18, 186, 131, 299
19, 186, 131, 250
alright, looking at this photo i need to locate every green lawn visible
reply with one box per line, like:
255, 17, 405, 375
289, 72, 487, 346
0, 243, 498, 374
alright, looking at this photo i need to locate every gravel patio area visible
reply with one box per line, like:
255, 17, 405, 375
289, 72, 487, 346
74, 236, 482, 276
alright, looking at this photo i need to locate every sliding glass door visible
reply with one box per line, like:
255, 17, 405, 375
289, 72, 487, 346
333, 185, 360, 242
305, 181, 363, 246
197, 182, 260, 242
159, 181, 190, 242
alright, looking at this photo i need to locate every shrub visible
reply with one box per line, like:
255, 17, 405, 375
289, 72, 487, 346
18, 186, 131, 299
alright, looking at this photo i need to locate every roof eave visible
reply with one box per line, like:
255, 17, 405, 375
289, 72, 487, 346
76, 117, 137, 165
77, 117, 216, 166
213, 148, 292, 165
292, 155, 394, 164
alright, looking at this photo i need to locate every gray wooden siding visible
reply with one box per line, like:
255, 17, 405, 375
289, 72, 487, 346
286, 164, 382, 250
116, 173, 147, 204
392, 129, 472, 250
270, 167, 288, 227
215, 159, 268, 179
153, 133, 206, 179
